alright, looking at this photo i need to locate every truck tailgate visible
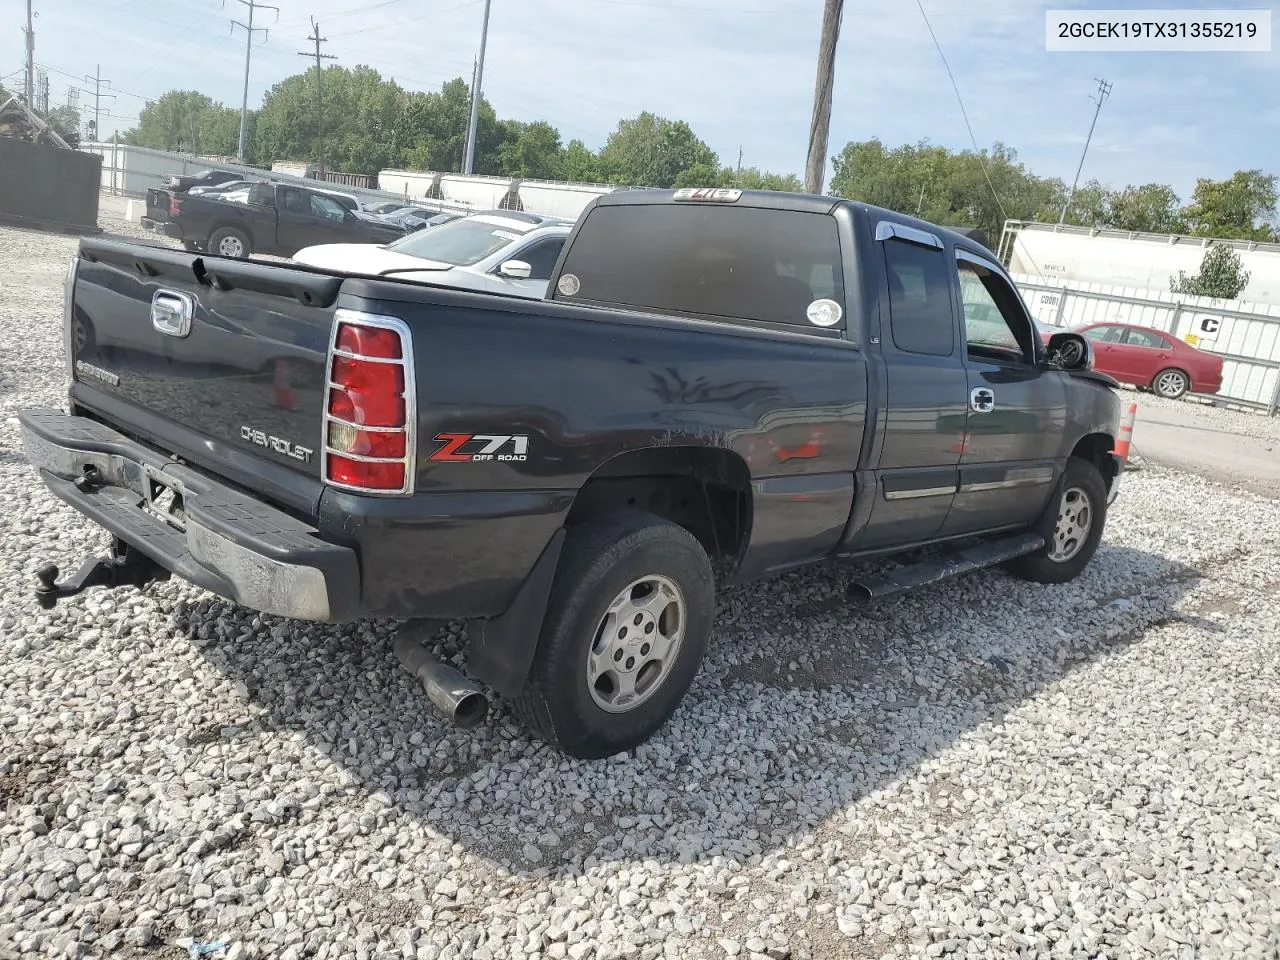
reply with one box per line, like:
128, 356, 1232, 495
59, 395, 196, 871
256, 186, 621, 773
69, 238, 342, 513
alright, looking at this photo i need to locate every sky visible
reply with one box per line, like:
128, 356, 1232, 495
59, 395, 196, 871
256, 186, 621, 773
3, 0, 1277, 198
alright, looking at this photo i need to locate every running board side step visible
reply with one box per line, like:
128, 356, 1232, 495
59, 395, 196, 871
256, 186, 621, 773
847, 532, 1045, 602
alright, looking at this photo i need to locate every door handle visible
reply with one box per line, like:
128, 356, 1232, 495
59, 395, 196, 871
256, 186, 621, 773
970, 387, 995, 414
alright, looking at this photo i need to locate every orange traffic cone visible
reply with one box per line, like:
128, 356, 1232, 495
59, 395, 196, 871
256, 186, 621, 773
1113, 401, 1138, 460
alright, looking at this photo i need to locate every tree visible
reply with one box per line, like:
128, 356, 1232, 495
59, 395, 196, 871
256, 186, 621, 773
831, 138, 1060, 241
1181, 170, 1278, 241
1061, 179, 1109, 228
496, 120, 563, 179
1105, 183, 1184, 233
41, 105, 82, 147
1170, 243, 1252, 299
121, 90, 245, 158
560, 139, 601, 182
597, 112, 717, 188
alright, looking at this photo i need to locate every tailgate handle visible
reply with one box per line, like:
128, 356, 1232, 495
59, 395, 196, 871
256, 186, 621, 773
151, 290, 194, 338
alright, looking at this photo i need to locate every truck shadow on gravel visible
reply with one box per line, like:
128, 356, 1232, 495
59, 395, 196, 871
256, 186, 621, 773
178, 540, 1210, 875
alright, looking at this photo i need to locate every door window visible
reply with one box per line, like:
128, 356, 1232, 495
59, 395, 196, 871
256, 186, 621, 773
512, 238, 566, 280
1082, 324, 1126, 343
956, 260, 1034, 364
884, 240, 954, 356
1123, 328, 1168, 349
310, 194, 347, 221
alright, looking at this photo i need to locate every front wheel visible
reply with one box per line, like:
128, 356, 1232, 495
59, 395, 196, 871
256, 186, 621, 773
1152, 367, 1189, 399
511, 511, 715, 759
208, 226, 251, 259
1005, 457, 1108, 585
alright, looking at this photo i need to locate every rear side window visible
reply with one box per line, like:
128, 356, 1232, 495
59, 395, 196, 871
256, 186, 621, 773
554, 205, 845, 328
883, 240, 955, 356
1125, 328, 1168, 349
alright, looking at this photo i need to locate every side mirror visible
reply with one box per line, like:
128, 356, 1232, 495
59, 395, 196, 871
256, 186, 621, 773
499, 259, 533, 280
1045, 332, 1092, 371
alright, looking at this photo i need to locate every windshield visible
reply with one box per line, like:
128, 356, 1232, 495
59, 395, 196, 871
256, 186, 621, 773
386, 218, 527, 264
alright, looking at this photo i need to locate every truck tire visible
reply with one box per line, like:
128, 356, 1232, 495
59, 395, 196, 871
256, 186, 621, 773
209, 227, 251, 259
1005, 457, 1108, 585
1152, 367, 1189, 400
511, 511, 714, 759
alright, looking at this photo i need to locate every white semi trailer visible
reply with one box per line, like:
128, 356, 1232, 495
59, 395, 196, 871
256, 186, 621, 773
1000, 221, 1280, 307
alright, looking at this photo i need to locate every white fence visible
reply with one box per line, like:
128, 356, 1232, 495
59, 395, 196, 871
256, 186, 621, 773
1013, 272, 1280, 415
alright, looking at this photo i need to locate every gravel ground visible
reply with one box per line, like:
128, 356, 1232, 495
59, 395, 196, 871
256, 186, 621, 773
2, 208, 1280, 960
1135, 391, 1280, 446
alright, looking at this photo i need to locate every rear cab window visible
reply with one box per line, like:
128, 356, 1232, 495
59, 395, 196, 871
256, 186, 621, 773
552, 200, 846, 331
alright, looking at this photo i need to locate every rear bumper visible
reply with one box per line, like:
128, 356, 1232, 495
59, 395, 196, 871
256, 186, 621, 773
19, 408, 360, 622
161, 222, 185, 241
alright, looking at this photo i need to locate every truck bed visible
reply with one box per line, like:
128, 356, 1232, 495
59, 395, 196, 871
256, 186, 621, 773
60, 236, 868, 618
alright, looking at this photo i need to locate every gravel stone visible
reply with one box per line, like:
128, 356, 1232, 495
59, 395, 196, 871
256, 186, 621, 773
1, 204, 1279, 960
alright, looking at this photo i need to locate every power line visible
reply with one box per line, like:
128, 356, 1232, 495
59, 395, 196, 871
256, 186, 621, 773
298, 18, 338, 175
912, 0, 1049, 280
36, 62, 150, 101
804, 0, 843, 195
344, 0, 482, 37
229, 0, 279, 160
1059, 78, 1112, 224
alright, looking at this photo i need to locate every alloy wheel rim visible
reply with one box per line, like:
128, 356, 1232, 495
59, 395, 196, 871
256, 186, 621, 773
1049, 486, 1093, 563
586, 574, 686, 713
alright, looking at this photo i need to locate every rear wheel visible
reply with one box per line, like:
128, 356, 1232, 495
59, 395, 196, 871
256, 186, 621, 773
209, 227, 251, 259
510, 511, 714, 759
1152, 367, 1189, 399
1005, 457, 1108, 585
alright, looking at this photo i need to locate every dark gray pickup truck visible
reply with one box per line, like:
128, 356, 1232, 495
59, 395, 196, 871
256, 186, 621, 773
162, 181, 405, 259
20, 187, 1123, 758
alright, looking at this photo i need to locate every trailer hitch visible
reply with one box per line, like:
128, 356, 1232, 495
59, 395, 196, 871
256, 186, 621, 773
34, 539, 170, 610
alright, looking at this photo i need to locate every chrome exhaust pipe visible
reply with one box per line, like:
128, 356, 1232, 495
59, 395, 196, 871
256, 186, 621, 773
392, 632, 489, 729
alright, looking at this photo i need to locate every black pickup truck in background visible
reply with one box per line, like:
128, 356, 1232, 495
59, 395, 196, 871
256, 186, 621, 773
162, 181, 406, 259
143, 170, 247, 230
21, 187, 1123, 759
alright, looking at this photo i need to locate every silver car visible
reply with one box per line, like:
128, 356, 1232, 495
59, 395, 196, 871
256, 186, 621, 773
291, 211, 572, 299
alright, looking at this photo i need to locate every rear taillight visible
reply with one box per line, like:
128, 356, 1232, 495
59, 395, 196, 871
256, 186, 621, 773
169, 196, 182, 217
323, 309, 415, 495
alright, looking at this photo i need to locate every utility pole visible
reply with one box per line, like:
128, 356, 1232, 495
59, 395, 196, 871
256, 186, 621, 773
804, 0, 843, 195
298, 18, 337, 176
230, 0, 279, 161
1059, 77, 1112, 224
737, 145, 743, 175
84, 66, 114, 145
23, 0, 35, 107
462, 0, 492, 175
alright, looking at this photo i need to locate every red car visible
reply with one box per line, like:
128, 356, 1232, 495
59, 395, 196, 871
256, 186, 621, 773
1038, 321, 1224, 399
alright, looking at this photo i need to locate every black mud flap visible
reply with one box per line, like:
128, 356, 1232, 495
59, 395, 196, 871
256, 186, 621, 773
466, 529, 565, 697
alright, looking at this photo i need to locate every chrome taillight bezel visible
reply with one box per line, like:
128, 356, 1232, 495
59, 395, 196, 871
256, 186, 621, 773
64, 254, 80, 390
322, 308, 417, 496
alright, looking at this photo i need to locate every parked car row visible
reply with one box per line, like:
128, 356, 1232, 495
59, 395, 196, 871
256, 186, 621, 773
292, 210, 571, 299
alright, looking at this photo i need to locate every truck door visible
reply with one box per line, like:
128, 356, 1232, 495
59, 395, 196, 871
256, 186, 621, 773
941, 248, 1065, 537
856, 222, 968, 549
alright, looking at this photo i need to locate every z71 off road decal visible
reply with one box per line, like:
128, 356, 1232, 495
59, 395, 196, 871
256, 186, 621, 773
430, 433, 529, 463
